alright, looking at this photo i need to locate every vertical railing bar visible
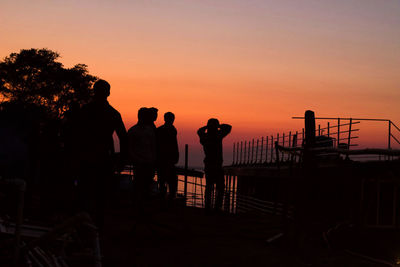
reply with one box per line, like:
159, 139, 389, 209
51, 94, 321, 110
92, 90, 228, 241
270, 135, 274, 163
288, 131, 292, 162
389, 120, 392, 150
282, 133, 285, 161
276, 133, 279, 163
244, 141, 247, 165
265, 136, 269, 163
260, 137, 264, 164
255, 139, 259, 164
184, 144, 188, 203
251, 139, 255, 164
232, 142, 236, 165
327, 122, 330, 137
348, 118, 352, 149
247, 140, 251, 164
240, 141, 243, 165
337, 118, 341, 148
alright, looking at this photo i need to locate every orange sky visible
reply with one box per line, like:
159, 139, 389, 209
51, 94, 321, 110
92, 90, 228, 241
1, 0, 399, 166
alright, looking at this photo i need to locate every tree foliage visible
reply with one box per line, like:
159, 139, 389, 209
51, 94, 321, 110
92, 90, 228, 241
0, 48, 97, 120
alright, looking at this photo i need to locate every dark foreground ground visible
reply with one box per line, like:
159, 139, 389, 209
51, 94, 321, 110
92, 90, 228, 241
100, 204, 388, 267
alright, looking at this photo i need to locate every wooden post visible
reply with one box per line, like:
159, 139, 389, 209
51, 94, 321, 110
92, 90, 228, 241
184, 144, 188, 202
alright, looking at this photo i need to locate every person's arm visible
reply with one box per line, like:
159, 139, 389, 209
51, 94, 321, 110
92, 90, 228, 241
173, 127, 179, 164
197, 126, 207, 137
219, 124, 232, 138
115, 114, 128, 168
197, 126, 207, 145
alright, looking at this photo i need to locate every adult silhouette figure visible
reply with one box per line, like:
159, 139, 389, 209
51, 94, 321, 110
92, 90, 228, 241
127, 108, 157, 215
197, 119, 231, 212
76, 79, 127, 229
156, 112, 179, 202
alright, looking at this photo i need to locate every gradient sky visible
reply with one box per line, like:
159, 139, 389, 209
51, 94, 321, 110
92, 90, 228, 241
1, 0, 399, 166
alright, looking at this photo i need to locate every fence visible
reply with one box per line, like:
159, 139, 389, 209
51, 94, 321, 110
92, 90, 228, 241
232, 117, 400, 165
231, 117, 360, 165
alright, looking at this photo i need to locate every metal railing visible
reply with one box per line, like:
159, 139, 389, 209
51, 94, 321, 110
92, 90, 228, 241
231, 117, 360, 165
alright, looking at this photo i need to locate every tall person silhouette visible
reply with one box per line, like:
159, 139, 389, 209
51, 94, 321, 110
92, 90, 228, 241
198, 119, 231, 213
76, 79, 127, 229
127, 108, 157, 216
156, 112, 179, 202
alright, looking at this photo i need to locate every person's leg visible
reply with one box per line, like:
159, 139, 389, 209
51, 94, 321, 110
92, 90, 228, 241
204, 171, 214, 211
132, 166, 146, 217
157, 166, 167, 199
215, 168, 225, 211
94, 162, 112, 230
168, 166, 178, 200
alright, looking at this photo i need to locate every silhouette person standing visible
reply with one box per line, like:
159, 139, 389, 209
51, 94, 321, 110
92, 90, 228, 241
127, 108, 157, 216
156, 112, 179, 202
76, 79, 127, 229
198, 119, 231, 213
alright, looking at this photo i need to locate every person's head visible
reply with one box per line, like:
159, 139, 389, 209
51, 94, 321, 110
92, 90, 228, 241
138, 107, 148, 123
149, 107, 158, 122
164, 112, 175, 125
93, 79, 110, 101
207, 118, 220, 133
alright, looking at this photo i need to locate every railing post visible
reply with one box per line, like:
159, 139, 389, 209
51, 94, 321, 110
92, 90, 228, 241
348, 118, 352, 148
184, 144, 188, 202
244, 141, 247, 165
389, 120, 392, 150
327, 122, 330, 137
248, 140, 251, 164
260, 137, 264, 164
265, 136, 269, 163
255, 139, 259, 164
337, 118, 341, 147
270, 135, 274, 163
240, 141, 243, 165
251, 139, 255, 164
232, 142, 236, 165
282, 133, 285, 161
236, 142, 240, 165
276, 133, 280, 163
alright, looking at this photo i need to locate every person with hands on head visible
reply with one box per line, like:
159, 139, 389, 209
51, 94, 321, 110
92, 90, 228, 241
197, 119, 231, 213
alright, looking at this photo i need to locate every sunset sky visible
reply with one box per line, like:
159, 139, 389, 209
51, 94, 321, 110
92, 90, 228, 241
1, 0, 399, 166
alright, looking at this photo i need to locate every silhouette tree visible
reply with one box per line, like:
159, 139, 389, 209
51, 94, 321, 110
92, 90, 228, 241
0, 48, 97, 119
